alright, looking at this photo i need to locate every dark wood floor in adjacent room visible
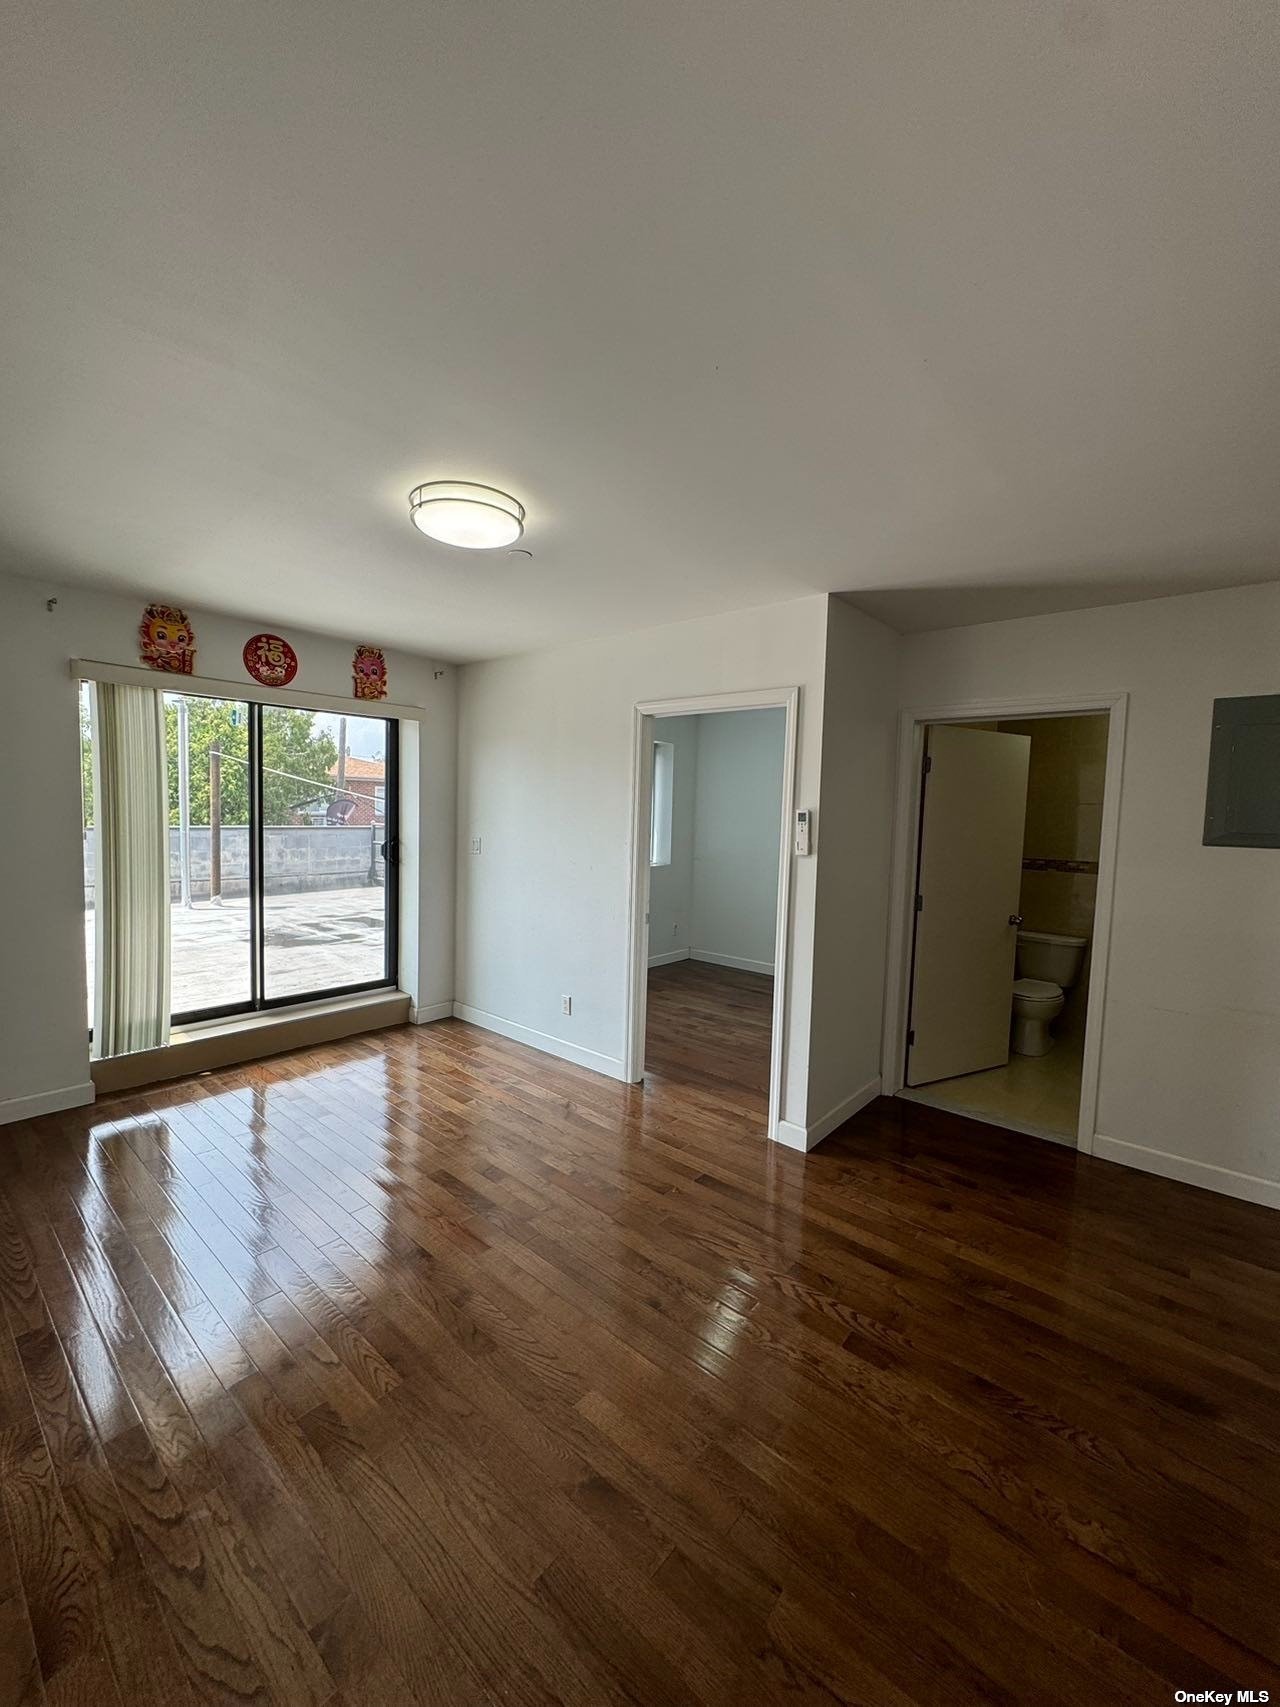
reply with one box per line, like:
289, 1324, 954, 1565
645, 958, 774, 1107
2, 1015, 1280, 1706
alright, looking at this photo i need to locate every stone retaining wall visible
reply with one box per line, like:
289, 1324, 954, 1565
83, 825, 387, 902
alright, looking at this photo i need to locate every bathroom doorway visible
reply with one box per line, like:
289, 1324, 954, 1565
883, 696, 1126, 1151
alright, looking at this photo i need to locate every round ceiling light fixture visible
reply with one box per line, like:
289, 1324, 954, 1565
408, 481, 525, 549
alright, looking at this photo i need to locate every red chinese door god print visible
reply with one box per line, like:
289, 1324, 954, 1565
352, 645, 388, 701
243, 633, 299, 688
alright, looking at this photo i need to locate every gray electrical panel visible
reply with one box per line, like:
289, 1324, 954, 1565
1203, 695, 1280, 847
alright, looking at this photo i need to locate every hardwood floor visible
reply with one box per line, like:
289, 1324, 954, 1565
646, 959, 774, 1107
2, 1016, 1280, 1705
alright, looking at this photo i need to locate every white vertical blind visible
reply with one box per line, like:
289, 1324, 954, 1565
91, 682, 171, 1057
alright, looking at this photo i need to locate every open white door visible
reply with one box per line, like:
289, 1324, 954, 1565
906, 725, 1031, 1087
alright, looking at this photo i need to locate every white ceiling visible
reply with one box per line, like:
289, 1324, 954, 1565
3, 1, 1278, 659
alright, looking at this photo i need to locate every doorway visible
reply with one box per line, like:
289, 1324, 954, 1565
624, 689, 799, 1142
883, 694, 1126, 1152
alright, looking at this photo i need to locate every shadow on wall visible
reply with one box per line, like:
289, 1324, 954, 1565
843, 564, 1280, 633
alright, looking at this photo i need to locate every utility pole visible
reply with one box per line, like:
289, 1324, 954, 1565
177, 696, 192, 909
209, 742, 222, 905
336, 716, 348, 795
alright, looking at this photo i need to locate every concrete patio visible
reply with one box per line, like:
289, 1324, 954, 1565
84, 885, 390, 1019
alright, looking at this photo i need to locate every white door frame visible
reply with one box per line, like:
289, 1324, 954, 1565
623, 685, 800, 1143
881, 690, 1128, 1154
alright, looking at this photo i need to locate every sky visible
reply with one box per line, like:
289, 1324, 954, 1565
314, 710, 385, 761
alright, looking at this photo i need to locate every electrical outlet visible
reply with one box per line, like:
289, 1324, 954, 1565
470, 835, 482, 855
561, 994, 572, 1016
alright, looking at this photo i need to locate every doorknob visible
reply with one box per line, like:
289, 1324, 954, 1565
1008, 913, 1023, 926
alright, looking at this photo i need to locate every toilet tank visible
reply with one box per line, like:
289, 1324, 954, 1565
1016, 929, 1087, 988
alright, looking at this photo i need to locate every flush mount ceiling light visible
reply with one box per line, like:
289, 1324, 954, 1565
408, 481, 525, 549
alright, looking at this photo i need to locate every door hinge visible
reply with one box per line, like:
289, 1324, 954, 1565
914, 893, 924, 913
907, 1029, 916, 1046
922, 754, 933, 775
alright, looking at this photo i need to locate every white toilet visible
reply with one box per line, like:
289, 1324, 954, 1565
1011, 930, 1088, 1057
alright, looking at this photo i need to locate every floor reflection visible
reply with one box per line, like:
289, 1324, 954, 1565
4, 1017, 1270, 1699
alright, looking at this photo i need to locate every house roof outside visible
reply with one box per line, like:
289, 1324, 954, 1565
327, 758, 385, 782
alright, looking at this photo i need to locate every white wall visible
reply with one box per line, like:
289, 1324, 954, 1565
900, 581, 1280, 1205
807, 599, 901, 1135
649, 709, 786, 973
455, 593, 904, 1139
0, 571, 455, 1122
689, 707, 785, 973
399, 691, 458, 1024
647, 715, 699, 965
455, 596, 832, 1126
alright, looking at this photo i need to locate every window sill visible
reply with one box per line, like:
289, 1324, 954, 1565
91, 989, 410, 1097
171, 988, 400, 1043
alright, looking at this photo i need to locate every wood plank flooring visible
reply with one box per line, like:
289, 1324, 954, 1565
2, 1012, 1280, 1705
646, 960, 774, 1105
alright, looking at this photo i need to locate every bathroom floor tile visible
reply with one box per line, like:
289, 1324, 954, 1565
901, 1037, 1083, 1144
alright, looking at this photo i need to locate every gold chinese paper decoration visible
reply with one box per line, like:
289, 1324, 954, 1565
352, 645, 388, 700
139, 604, 196, 673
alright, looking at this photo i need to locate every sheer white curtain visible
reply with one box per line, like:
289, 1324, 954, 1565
91, 682, 171, 1057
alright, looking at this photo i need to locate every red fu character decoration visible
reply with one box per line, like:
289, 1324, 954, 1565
243, 632, 299, 688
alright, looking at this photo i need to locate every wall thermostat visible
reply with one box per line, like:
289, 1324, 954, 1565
794, 807, 813, 856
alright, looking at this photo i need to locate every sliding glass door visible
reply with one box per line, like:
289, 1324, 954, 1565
167, 692, 253, 1016
259, 704, 396, 1004
81, 685, 398, 1032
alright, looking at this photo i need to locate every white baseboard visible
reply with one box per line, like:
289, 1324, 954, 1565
774, 1119, 814, 1151
690, 949, 775, 976
0, 1081, 95, 1127
1093, 1134, 1280, 1212
409, 1000, 455, 1024
775, 1076, 881, 1152
648, 948, 690, 968
451, 1004, 629, 1083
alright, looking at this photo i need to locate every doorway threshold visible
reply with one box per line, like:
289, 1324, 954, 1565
895, 1085, 1077, 1148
